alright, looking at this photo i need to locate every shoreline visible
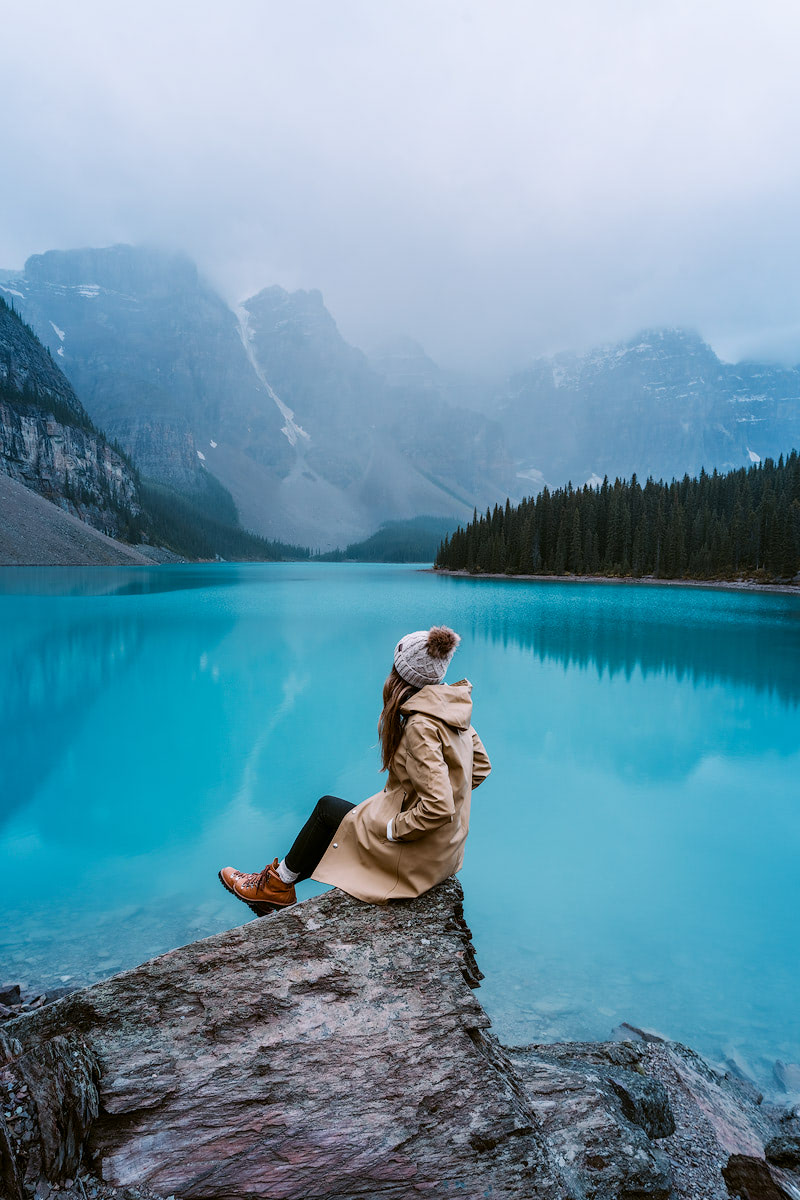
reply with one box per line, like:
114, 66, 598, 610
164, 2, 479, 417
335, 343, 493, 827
431, 567, 800, 596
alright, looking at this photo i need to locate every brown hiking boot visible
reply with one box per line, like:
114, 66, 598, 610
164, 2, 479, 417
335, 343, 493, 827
218, 858, 297, 916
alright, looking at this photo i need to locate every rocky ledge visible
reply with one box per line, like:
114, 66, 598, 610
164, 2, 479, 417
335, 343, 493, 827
2, 880, 799, 1200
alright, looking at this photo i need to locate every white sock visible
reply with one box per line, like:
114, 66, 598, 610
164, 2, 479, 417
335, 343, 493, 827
276, 858, 299, 885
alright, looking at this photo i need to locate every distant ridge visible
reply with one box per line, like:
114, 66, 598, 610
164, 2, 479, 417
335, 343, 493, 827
4, 246, 800, 551
315, 514, 459, 562
3, 246, 510, 549
499, 327, 800, 490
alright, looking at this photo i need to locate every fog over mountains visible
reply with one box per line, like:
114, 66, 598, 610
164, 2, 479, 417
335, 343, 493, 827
3, 244, 799, 550
499, 329, 800, 493
2, 246, 510, 548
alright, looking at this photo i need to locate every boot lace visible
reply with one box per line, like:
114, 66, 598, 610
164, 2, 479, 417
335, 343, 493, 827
239, 858, 280, 889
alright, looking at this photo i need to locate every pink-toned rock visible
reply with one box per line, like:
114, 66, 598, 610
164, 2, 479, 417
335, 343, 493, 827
3, 880, 799, 1200
2, 880, 564, 1200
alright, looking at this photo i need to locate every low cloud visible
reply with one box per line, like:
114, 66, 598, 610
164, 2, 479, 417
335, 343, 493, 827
2, 0, 800, 368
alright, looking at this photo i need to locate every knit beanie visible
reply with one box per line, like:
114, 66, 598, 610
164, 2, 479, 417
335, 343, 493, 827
394, 626, 461, 689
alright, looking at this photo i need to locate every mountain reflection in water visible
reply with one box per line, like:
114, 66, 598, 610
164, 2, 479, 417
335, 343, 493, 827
0, 563, 797, 1095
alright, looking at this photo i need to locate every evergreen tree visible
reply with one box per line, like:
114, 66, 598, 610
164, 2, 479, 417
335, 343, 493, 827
434, 452, 800, 583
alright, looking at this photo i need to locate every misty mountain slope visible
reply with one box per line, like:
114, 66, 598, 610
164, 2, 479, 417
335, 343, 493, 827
241, 285, 382, 488
499, 328, 800, 489
10, 245, 798, 550
0, 287, 304, 564
4, 246, 513, 548
369, 336, 443, 390
5, 245, 293, 495
239, 285, 514, 542
0, 294, 140, 542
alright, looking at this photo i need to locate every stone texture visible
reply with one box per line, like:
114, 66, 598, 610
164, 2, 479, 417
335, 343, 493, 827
608, 1072, 675, 1139
0, 471, 149, 566
508, 1040, 673, 1198
0, 401, 139, 534
1, 1103, 25, 1200
766, 1135, 800, 1169
3, 1030, 99, 1182
0, 298, 141, 544
721, 1153, 796, 1199
3, 881, 565, 1200
635, 1043, 800, 1200
3, 880, 800, 1200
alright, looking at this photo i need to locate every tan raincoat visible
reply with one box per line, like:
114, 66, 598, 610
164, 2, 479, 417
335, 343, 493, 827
313, 679, 491, 903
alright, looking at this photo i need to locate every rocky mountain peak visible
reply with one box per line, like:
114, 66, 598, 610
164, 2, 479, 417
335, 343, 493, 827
565, 327, 719, 381
369, 335, 442, 388
23, 244, 200, 299
243, 284, 352, 356
500, 321, 800, 491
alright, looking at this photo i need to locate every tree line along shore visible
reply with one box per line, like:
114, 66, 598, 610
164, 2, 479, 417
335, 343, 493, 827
435, 451, 800, 583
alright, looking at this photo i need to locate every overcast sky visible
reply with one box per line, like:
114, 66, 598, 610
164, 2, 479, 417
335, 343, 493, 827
2, 0, 800, 368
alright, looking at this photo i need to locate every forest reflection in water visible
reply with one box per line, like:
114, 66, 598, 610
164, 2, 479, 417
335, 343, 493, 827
444, 575, 800, 708
0, 564, 798, 1093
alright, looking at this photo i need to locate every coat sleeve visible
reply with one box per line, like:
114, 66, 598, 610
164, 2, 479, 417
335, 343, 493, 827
471, 727, 491, 789
391, 717, 455, 842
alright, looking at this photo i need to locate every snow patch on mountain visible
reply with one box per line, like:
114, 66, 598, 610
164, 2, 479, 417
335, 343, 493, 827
747, 448, 761, 463
234, 305, 310, 447
50, 322, 65, 341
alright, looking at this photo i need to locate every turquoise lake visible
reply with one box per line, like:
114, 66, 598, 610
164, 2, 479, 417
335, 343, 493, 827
1, 563, 799, 1092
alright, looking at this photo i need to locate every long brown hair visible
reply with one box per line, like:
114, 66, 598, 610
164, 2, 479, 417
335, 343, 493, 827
378, 666, 419, 771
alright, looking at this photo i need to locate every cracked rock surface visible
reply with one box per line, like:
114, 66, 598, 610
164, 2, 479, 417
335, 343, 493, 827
2, 879, 799, 1200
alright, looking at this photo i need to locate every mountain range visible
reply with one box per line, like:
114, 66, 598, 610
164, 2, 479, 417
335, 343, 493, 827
1, 247, 509, 548
2, 244, 799, 551
0, 291, 309, 564
500, 328, 800, 492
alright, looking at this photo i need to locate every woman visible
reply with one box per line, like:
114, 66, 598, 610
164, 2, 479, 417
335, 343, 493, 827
219, 625, 491, 912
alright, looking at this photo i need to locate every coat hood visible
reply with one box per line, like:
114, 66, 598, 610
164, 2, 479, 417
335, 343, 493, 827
401, 679, 473, 730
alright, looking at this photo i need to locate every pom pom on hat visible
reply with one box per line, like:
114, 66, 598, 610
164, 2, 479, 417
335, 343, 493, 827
426, 625, 460, 659
394, 625, 461, 688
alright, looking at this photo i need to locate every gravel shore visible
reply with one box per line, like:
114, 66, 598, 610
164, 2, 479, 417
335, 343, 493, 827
432, 567, 800, 596
0, 473, 150, 566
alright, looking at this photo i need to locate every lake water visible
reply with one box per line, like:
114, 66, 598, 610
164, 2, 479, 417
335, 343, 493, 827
1, 563, 799, 1093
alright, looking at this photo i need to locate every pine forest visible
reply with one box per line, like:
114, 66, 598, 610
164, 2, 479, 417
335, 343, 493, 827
435, 452, 800, 582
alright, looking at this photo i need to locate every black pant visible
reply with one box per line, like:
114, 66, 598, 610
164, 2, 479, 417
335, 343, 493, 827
284, 795, 355, 882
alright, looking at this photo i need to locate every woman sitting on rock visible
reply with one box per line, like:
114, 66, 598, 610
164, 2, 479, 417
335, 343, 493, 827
219, 625, 491, 911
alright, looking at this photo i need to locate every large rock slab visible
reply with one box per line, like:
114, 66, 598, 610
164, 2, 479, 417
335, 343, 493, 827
3, 878, 799, 1200
509, 1040, 673, 1198
510, 1039, 800, 1200
2, 880, 565, 1200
